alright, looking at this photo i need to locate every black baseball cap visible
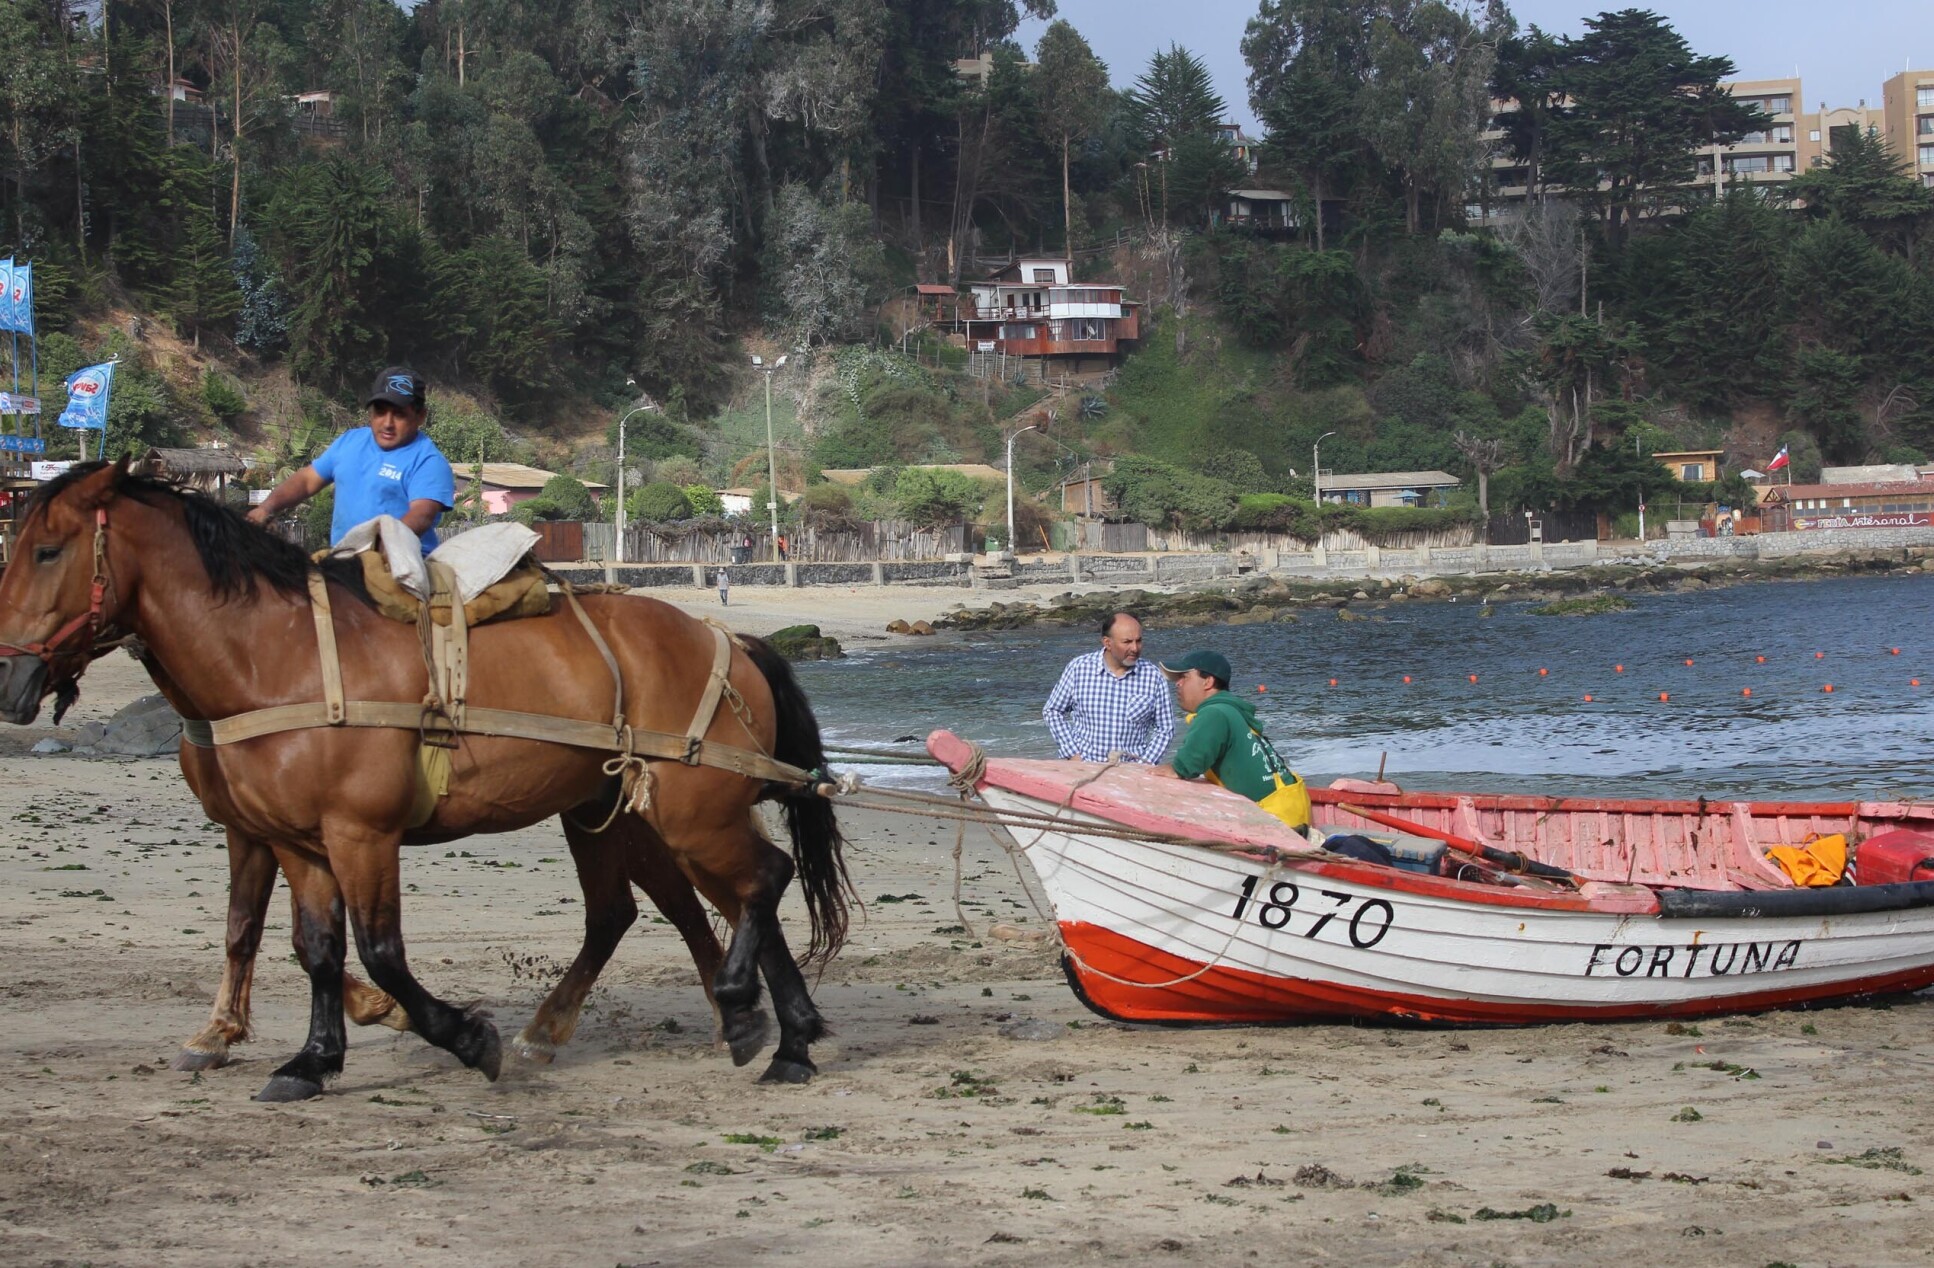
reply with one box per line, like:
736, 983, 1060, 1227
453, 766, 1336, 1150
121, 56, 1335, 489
1159, 650, 1234, 685
367, 367, 426, 411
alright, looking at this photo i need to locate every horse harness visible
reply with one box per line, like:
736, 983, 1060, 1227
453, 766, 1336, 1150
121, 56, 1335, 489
173, 557, 813, 825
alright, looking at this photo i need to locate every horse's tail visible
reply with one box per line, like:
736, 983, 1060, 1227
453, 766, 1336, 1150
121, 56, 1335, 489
740, 635, 854, 966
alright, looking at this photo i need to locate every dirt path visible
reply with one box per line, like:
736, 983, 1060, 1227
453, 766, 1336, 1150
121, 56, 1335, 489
1, 665, 1931, 1265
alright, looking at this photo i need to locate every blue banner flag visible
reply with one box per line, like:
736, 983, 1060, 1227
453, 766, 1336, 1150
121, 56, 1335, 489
7, 262, 32, 336
0, 258, 13, 333
58, 361, 114, 431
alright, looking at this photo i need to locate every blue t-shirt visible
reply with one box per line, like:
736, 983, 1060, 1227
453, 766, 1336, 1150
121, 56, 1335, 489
312, 427, 455, 555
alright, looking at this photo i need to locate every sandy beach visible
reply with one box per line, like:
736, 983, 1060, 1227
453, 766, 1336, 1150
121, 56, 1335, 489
3, 614, 1933, 1267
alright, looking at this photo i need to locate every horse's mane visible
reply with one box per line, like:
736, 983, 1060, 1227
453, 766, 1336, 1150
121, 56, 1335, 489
30, 462, 369, 605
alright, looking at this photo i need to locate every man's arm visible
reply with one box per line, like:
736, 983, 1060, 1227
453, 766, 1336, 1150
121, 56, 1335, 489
1138, 678, 1181, 763
1167, 708, 1228, 781
1042, 663, 1082, 759
403, 451, 456, 536
401, 498, 444, 535
246, 465, 327, 525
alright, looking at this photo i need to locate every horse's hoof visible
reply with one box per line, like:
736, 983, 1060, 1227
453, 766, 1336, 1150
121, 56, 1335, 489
254, 1075, 324, 1103
471, 1024, 503, 1081
758, 1057, 816, 1085
723, 1010, 772, 1067
510, 1032, 556, 1066
171, 1046, 229, 1073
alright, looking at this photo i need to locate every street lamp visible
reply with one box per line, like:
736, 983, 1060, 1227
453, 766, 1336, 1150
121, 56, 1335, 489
1313, 431, 1337, 502
614, 380, 658, 565
752, 355, 788, 562
1004, 420, 1043, 557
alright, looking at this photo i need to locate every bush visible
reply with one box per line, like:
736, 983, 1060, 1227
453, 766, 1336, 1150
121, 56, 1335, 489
893, 467, 987, 527
798, 482, 861, 531
1101, 456, 1238, 532
628, 480, 692, 523
512, 473, 599, 523
202, 369, 248, 424
654, 455, 705, 487
683, 484, 724, 516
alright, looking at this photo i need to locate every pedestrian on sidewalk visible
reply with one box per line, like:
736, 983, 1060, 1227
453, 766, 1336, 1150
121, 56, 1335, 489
718, 566, 730, 606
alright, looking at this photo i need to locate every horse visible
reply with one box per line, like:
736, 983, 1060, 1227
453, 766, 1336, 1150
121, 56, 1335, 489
0, 461, 851, 1100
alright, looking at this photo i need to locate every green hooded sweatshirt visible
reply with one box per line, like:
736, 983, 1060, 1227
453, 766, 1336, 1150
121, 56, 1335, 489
1169, 691, 1292, 803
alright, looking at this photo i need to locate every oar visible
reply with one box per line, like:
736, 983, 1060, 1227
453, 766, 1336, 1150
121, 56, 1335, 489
1335, 802, 1583, 887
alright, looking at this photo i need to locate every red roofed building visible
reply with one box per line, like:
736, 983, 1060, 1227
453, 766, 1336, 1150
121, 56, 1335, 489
1759, 478, 1934, 531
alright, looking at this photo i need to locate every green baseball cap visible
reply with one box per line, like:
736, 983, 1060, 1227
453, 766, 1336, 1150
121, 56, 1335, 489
1158, 650, 1233, 684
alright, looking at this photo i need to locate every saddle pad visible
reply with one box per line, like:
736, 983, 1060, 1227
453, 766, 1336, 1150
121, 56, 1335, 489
355, 551, 550, 627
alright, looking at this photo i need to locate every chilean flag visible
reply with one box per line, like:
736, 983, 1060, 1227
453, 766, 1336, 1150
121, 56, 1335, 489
1766, 445, 1790, 473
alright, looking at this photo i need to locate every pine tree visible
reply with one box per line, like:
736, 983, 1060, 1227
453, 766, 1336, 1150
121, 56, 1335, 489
1123, 45, 1226, 154
1033, 21, 1110, 253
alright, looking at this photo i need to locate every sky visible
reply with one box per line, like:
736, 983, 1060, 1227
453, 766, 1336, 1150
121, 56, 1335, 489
1016, 0, 1930, 134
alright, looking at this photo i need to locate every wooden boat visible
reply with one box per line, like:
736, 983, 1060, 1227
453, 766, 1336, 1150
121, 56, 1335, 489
926, 730, 1934, 1026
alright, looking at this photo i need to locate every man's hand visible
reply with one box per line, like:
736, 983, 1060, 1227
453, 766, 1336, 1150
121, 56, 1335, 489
248, 466, 326, 527
1147, 765, 1180, 779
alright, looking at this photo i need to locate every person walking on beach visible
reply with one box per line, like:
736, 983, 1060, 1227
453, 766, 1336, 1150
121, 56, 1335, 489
717, 566, 730, 606
248, 367, 454, 556
1042, 612, 1177, 763
1151, 649, 1310, 830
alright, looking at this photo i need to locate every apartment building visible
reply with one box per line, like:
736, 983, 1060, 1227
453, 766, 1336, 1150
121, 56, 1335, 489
1696, 78, 1802, 190
1879, 68, 1934, 188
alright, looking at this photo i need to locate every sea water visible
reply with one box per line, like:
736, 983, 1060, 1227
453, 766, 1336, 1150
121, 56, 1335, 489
793, 573, 1934, 801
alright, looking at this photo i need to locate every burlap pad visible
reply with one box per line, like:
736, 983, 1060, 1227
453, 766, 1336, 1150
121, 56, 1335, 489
350, 549, 552, 626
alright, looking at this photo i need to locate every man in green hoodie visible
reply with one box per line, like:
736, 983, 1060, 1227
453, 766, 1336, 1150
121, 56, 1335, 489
1151, 649, 1311, 831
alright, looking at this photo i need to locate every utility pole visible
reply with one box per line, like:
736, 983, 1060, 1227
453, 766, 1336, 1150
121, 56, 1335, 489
1313, 431, 1337, 502
1005, 421, 1041, 556
614, 381, 657, 564
753, 355, 788, 562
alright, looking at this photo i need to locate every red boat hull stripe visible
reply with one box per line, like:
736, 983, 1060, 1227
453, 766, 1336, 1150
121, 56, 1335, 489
1061, 921, 1934, 1024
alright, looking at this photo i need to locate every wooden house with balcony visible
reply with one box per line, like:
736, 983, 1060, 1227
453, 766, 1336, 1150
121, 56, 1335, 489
949, 258, 1140, 375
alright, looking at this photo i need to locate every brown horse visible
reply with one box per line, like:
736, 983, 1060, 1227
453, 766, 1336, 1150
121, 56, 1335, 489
0, 461, 851, 1100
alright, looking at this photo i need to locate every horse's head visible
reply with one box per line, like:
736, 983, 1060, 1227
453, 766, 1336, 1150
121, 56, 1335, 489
0, 459, 130, 724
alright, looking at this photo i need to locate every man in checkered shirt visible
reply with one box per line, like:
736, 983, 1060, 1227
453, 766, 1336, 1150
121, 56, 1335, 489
1042, 612, 1178, 763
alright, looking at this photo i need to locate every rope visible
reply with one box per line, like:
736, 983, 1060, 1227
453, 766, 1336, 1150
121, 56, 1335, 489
843, 739, 1319, 993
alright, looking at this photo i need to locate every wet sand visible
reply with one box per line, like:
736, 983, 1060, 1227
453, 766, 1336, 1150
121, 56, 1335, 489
2, 660, 1932, 1266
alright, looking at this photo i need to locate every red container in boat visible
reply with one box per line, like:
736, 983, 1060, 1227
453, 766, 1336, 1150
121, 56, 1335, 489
1856, 830, 1934, 885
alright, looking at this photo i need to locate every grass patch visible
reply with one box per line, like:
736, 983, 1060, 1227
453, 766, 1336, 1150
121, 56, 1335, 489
723, 1133, 782, 1151
1823, 1148, 1921, 1174
1473, 1203, 1569, 1222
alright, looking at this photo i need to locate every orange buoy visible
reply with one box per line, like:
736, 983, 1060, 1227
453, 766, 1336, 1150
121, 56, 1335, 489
1755, 655, 1766, 663
1742, 688, 1752, 697
1892, 648, 1902, 655
1256, 684, 1267, 693
1468, 674, 1479, 684
1658, 692, 1670, 702
1684, 658, 1694, 667
1914, 679, 1923, 688
1327, 678, 1337, 687
1583, 693, 1593, 702
1538, 668, 1548, 676
1614, 664, 1624, 673
1823, 684, 1834, 693
1815, 651, 1826, 660
1402, 675, 1412, 684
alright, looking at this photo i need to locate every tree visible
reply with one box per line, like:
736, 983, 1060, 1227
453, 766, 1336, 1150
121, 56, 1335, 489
1453, 429, 1504, 520
761, 182, 885, 347
892, 466, 981, 526
205, 0, 293, 246
268, 154, 406, 388
1360, 0, 1499, 234
1033, 21, 1108, 252
1786, 127, 1934, 261
1243, 0, 1378, 250
1123, 45, 1225, 155
1543, 10, 1765, 245
1487, 24, 1566, 206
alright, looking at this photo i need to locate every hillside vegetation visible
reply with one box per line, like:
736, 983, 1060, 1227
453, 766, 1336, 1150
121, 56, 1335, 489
3, 1, 1930, 535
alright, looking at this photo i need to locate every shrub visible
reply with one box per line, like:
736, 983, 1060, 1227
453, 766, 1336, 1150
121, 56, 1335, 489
1101, 456, 1238, 532
893, 467, 986, 527
202, 369, 248, 424
683, 484, 725, 516
628, 481, 692, 523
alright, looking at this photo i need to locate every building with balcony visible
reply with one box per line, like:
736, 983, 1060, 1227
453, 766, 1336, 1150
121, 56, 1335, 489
1879, 68, 1934, 188
1695, 78, 1802, 190
948, 257, 1141, 375
1652, 449, 1724, 483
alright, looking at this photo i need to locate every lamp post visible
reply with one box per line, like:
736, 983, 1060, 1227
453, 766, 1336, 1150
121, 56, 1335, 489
1004, 422, 1041, 557
1313, 430, 1337, 503
1635, 431, 1646, 544
752, 354, 788, 562
613, 383, 658, 565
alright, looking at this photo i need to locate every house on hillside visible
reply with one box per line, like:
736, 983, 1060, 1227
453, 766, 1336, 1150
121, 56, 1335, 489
467, 463, 607, 516
1217, 189, 1298, 233
944, 258, 1141, 376
718, 487, 804, 516
1318, 469, 1462, 508
1652, 449, 1724, 483
1060, 462, 1118, 519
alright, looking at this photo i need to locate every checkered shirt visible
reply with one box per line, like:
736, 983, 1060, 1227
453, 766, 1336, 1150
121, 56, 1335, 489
1041, 650, 1178, 763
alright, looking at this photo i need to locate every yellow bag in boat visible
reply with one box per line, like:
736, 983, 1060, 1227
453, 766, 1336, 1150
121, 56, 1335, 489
1257, 770, 1312, 831
1766, 832, 1848, 887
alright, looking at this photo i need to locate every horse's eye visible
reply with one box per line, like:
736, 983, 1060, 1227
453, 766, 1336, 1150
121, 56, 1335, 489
33, 545, 61, 565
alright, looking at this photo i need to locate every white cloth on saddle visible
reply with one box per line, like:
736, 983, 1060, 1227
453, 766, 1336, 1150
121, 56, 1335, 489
332, 517, 539, 602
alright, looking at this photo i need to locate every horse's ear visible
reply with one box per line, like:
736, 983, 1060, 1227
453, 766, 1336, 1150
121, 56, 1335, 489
69, 456, 131, 511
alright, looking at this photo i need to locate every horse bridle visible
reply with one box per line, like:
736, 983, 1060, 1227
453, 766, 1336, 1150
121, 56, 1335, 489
0, 506, 119, 674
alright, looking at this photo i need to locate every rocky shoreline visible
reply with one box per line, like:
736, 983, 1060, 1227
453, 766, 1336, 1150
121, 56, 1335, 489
938, 548, 1934, 634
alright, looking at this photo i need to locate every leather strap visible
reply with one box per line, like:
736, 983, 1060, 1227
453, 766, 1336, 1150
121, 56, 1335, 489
680, 625, 734, 762
180, 698, 804, 783
306, 570, 346, 725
